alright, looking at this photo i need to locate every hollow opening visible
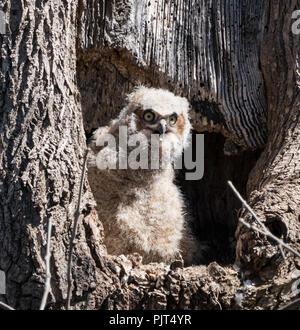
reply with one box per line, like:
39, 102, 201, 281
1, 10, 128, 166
176, 131, 261, 265
78, 51, 261, 267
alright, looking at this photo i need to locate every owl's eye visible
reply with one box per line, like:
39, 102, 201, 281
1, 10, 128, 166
143, 110, 156, 122
169, 113, 178, 126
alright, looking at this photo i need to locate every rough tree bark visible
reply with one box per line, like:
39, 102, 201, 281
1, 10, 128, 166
0, 0, 299, 310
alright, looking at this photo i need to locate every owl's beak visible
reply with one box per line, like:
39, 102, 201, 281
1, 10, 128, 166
158, 119, 167, 140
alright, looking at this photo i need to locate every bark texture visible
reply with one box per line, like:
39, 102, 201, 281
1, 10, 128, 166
0, 0, 299, 310
0, 0, 99, 309
234, 0, 300, 309
78, 0, 267, 150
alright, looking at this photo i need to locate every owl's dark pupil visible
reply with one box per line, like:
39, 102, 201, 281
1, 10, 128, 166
144, 111, 155, 121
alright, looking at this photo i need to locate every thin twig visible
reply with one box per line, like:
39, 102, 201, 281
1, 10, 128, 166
228, 181, 268, 232
278, 297, 300, 310
0, 301, 15, 310
279, 244, 286, 260
228, 181, 300, 259
40, 218, 53, 310
238, 217, 300, 257
66, 150, 88, 310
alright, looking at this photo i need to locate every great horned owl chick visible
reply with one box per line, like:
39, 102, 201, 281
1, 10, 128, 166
88, 86, 202, 265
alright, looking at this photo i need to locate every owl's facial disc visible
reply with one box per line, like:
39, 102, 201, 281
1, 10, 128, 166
134, 108, 182, 141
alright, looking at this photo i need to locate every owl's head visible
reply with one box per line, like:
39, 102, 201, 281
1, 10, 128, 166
119, 86, 191, 160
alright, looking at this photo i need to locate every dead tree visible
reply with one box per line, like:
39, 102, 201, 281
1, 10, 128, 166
0, 0, 299, 309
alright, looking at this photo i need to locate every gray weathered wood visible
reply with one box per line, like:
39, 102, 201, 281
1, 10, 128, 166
78, 0, 268, 150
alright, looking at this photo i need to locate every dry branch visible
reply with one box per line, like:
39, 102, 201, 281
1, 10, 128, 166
0, 302, 15, 310
228, 181, 300, 259
66, 150, 89, 310
40, 219, 53, 310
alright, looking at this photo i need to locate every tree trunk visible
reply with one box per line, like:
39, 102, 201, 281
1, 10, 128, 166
0, 0, 299, 310
234, 0, 300, 309
0, 0, 99, 309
